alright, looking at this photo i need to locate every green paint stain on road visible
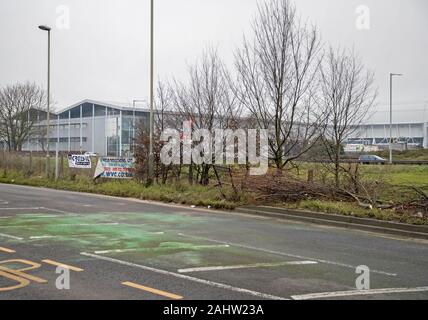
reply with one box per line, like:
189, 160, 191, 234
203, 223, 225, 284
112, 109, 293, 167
0, 211, 293, 271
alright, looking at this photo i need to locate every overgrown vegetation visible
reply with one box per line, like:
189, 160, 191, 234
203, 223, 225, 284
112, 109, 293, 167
0, 159, 426, 225
0, 169, 240, 210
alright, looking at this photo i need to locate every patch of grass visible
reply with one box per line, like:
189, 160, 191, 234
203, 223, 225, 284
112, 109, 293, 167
361, 165, 428, 187
0, 170, 238, 210
284, 199, 427, 225
291, 163, 428, 201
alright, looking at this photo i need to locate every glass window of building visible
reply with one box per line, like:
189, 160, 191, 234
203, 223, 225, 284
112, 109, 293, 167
82, 103, 93, 118
70, 106, 81, 119
95, 105, 106, 117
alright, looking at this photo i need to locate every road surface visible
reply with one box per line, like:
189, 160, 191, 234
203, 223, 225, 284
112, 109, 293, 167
0, 183, 427, 300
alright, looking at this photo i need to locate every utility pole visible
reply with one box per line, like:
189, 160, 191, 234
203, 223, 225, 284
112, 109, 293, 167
148, 0, 155, 185
389, 73, 403, 164
39, 25, 52, 177
55, 114, 60, 180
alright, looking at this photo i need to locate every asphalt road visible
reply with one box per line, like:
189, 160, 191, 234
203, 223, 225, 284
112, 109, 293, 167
0, 183, 427, 300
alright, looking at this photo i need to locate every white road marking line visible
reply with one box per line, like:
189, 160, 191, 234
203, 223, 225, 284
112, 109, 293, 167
19, 215, 62, 218
94, 244, 230, 255
178, 261, 318, 273
0, 232, 23, 240
0, 207, 43, 211
178, 233, 398, 277
0, 222, 120, 228
41, 207, 71, 214
291, 287, 428, 300
81, 252, 287, 300
30, 236, 58, 239
29, 234, 114, 241
50, 223, 120, 227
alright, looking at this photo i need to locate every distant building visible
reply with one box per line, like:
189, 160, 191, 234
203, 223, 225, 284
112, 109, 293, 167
346, 101, 428, 150
21, 99, 428, 156
22, 99, 149, 156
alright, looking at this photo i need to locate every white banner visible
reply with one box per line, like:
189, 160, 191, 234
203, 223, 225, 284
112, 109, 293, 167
94, 157, 135, 179
68, 155, 92, 169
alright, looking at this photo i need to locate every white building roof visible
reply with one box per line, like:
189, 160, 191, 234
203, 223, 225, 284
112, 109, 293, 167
364, 101, 428, 125
56, 99, 150, 114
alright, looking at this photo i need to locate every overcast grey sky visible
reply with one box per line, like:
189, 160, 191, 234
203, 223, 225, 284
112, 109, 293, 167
0, 0, 427, 110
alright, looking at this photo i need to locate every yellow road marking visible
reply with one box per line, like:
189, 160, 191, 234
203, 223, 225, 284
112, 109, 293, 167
0, 265, 47, 283
42, 259, 84, 272
1, 259, 41, 272
0, 247, 15, 253
0, 259, 41, 272
122, 281, 183, 300
0, 270, 30, 292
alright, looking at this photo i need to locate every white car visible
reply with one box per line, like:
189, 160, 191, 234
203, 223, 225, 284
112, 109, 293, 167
358, 155, 387, 165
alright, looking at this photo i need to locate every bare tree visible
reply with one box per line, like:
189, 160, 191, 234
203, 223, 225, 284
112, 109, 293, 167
172, 47, 241, 185
0, 82, 46, 151
154, 80, 181, 183
234, 0, 325, 170
320, 47, 378, 188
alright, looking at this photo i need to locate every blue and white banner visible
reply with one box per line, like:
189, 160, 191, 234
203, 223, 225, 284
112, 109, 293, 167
68, 154, 92, 169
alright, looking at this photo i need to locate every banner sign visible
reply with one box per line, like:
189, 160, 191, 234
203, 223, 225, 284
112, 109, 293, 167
68, 154, 92, 169
94, 157, 135, 179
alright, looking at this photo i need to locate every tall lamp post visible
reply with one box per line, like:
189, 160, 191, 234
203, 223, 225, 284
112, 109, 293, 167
148, 0, 155, 184
39, 25, 52, 177
389, 73, 403, 164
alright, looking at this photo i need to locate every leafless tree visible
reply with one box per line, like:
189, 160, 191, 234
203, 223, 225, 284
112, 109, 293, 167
32, 122, 48, 152
0, 82, 46, 151
154, 80, 181, 183
320, 47, 378, 188
171, 47, 242, 185
234, 0, 325, 169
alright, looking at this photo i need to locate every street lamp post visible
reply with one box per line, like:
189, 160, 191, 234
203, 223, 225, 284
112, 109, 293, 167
39, 25, 52, 177
389, 73, 403, 164
148, 0, 155, 184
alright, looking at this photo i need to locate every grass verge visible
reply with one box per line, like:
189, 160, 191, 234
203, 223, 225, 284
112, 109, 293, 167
0, 170, 238, 210
0, 169, 425, 225
283, 199, 427, 225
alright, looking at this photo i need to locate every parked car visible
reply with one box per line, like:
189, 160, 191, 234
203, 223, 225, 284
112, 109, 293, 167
358, 155, 387, 165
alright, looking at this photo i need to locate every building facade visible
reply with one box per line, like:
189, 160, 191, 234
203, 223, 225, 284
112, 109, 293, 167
346, 101, 428, 150
21, 99, 428, 156
23, 100, 149, 156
